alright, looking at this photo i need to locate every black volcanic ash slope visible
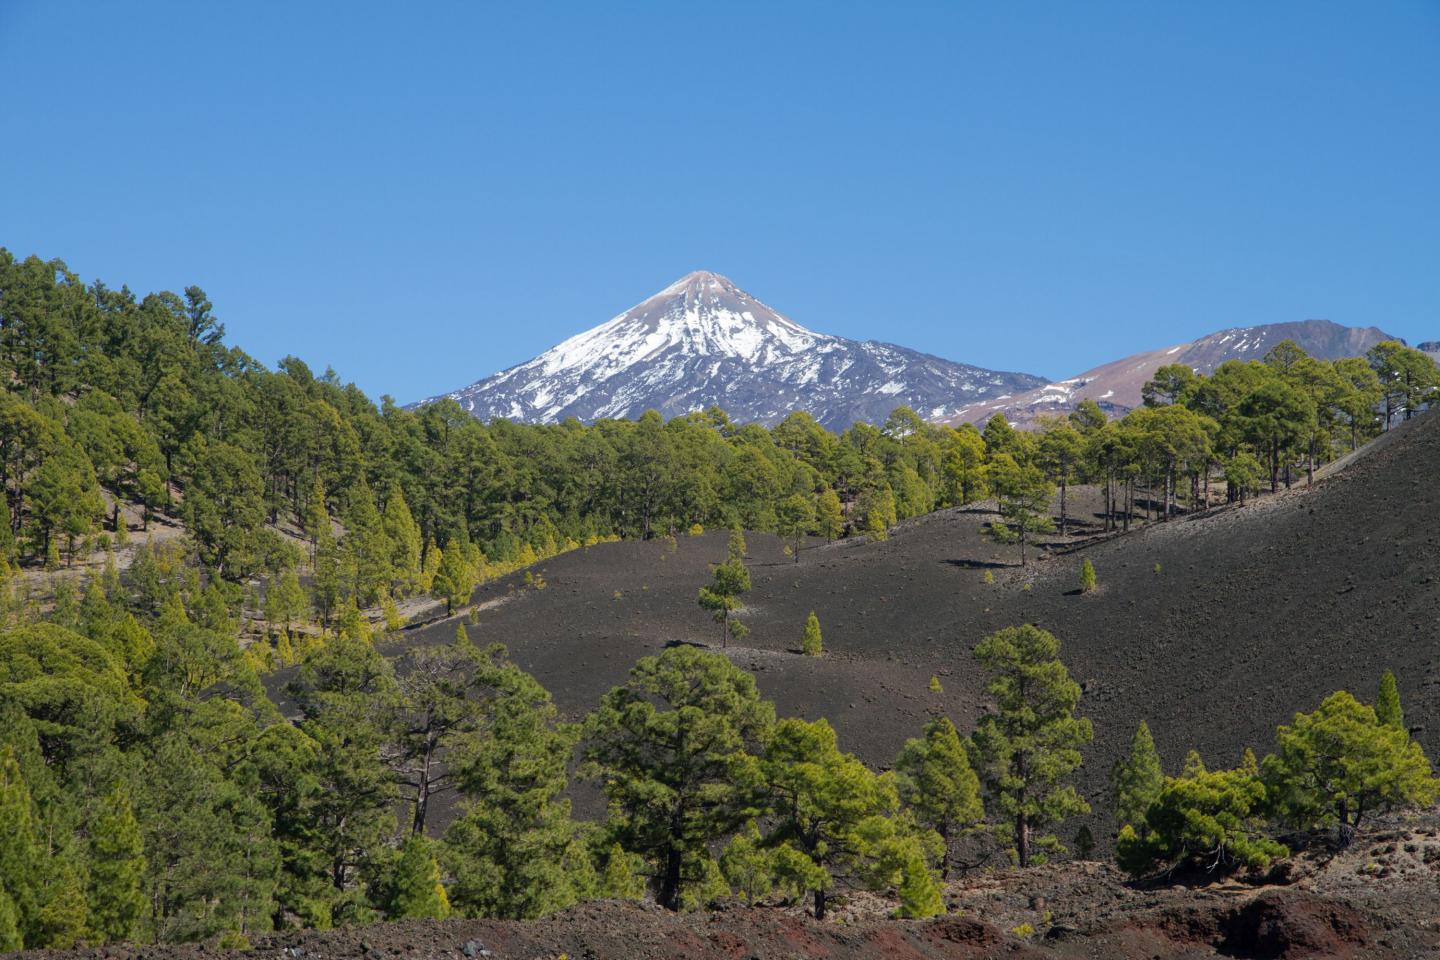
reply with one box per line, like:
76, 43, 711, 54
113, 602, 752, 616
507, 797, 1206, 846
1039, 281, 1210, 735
390, 411, 1440, 835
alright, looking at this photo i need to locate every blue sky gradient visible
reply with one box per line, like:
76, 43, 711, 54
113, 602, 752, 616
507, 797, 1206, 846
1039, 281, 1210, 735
2, 2, 1436, 401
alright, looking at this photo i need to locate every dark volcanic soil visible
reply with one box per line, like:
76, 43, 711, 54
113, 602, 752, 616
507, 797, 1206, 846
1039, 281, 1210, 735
375, 410, 1439, 840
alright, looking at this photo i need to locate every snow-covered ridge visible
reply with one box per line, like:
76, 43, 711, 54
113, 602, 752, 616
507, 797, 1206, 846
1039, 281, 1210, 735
416, 271, 1046, 430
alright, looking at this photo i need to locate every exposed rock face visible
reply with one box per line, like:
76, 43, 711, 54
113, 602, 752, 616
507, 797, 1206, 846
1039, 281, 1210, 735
418, 271, 1046, 430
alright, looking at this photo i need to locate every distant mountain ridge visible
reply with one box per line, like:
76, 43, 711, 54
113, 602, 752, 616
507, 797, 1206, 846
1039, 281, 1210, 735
419, 271, 1047, 430
947, 318, 1403, 427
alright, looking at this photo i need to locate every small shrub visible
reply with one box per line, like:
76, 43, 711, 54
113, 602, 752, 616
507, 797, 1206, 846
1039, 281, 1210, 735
983, 570, 995, 585
688, 523, 705, 537
612, 590, 622, 601
1011, 923, 1036, 940
802, 612, 823, 657
1079, 558, 1096, 593
1153, 562, 1162, 575
929, 675, 943, 693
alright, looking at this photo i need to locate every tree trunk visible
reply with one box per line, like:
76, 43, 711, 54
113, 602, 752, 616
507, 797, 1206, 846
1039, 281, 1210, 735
658, 847, 682, 911
1016, 811, 1030, 868
1059, 476, 1067, 537
813, 887, 827, 920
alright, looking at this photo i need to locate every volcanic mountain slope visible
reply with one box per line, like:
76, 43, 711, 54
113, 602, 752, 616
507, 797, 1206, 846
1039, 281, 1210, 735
381, 410, 1439, 841
951, 318, 1399, 427
418, 271, 1046, 430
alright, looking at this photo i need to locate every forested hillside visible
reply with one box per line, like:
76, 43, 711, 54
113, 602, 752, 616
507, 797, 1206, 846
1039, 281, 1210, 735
0, 249, 1436, 952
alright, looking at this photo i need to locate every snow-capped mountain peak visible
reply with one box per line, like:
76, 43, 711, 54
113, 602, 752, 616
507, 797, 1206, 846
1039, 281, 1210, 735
418, 272, 1046, 430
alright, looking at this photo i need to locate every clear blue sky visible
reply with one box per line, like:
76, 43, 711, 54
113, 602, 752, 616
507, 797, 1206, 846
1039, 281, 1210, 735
2, 2, 1436, 401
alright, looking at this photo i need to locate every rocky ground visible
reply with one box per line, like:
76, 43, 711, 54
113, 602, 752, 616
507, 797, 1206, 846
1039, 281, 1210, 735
26, 814, 1440, 959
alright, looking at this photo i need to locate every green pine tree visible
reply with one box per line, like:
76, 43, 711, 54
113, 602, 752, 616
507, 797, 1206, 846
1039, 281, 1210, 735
582, 646, 774, 911
1079, 558, 1096, 593
596, 843, 646, 901
1111, 720, 1164, 832
801, 612, 823, 657
432, 539, 475, 615
895, 717, 984, 879
87, 785, 148, 943
970, 625, 1093, 866
389, 836, 451, 920
1376, 670, 1404, 730
0, 887, 20, 952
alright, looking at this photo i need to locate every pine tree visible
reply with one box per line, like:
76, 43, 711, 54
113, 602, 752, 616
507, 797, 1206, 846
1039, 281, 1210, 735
1111, 721, 1164, 831
727, 525, 747, 563
929, 676, 943, 694
776, 493, 814, 564
389, 836, 451, 920
1079, 558, 1096, 593
381, 484, 423, 596
802, 612, 823, 657
596, 843, 645, 901
265, 569, 308, 641
1376, 670, 1404, 729
303, 474, 328, 565
0, 887, 20, 952
719, 822, 775, 905
895, 717, 983, 878
760, 717, 925, 920
698, 558, 750, 648
418, 538, 442, 593
442, 658, 587, 920
1262, 690, 1438, 845
816, 488, 844, 541
582, 647, 774, 911
432, 539, 474, 615
894, 846, 944, 919
970, 625, 1093, 866
0, 746, 41, 945
87, 785, 147, 943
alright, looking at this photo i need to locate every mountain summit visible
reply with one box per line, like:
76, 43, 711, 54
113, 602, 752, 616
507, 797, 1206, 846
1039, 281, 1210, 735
421, 272, 1045, 429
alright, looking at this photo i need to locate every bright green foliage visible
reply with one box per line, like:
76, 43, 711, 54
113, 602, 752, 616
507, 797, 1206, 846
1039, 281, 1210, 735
1111, 721, 1164, 831
776, 493, 814, 563
596, 842, 646, 901
865, 509, 888, 542
986, 454, 1054, 566
893, 842, 945, 919
1262, 690, 1438, 843
698, 557, 750, 648
1116, 753, 1286, 877
929, 675, 943, 693
286, 637, 397, 916
0, 887, 19, 952
970, 625, 1093, 866
802, 612, 823, 657
265, 569, 308, 641
431, 538, 475, 615
341, 481, 394, 608
442, 656, 588, 920
180, 439, 267, 579
1078, 558, 1096, 593
719, 822, 775, 904
815, 488, 844, 540
381, 484, 423, 596
389, 836, 451, 920
583, 647, 774, 911
761, 717, 930, 919
1375, 670, 1404, 730
87, 785, 148, 943
1224, 451, 1265, 503
727, 526, 747, 562
895, 717, 984, 878
0, 746, 42, 945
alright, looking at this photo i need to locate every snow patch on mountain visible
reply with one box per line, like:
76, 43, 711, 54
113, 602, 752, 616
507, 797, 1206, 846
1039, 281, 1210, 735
417, 271, 1046, 431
